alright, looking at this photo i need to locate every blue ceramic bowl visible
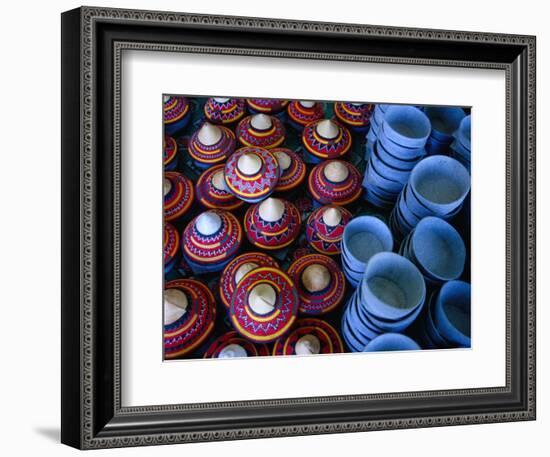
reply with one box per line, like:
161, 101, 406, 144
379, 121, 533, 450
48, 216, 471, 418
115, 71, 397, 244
424, 106, 466, 143
361, 252, 426, 321
376, 141, 420, 171
364, 161, 404, 195
423, 291, 453, 348
434, 280, 471, 347
370, 115, 381, 134
346, 298, 384, 342
382, 106, 431, 148
341, 315, 369, 352
409, 155, 471, 216
370, 143, 412, 185
377, 104, 392, 113
342, 216, 394, 267
409, 217, 466, 282
378, 130, 426, 161
373, 106, 385, 127
455, 115, 471, 151
363, 333, 421, 352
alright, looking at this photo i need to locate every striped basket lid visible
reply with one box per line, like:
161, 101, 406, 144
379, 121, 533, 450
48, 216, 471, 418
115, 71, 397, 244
246, 98, 289, 114
308, 160, 362, 206
287, 100, 325, 128
334, 102, 374, 129
287, 253, 346, 315
163, 96, 190, 125
271, 148, 307, 193
306, 205, 352, 255
230, 266, 298, 343
195, 164, 244, 211
224, 147, 280, 202
204, 97, 246, 125
164, 279, 216, 359
244, 198, 301, 250
188, 122, 236, 166
302, 118, 352, 160
203, 331, 271, 358
219, 252, 279, 310
164, 172, 194, 222
272, 318, 344, 356
236, 113, 286, 149
182, 210, 243, 266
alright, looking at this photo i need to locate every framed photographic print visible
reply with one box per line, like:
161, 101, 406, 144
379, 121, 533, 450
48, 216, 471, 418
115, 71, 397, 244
61, 6, 536, 449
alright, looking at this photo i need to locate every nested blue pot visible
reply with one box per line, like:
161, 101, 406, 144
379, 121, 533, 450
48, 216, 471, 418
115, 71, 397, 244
363, 333, 421, 352
409, 155, 471, 216
434, 280, 471, 347
406, 216, 466, 283
361, 252, 426, 321
423, 106, 466, 143
382, 105, 431, 148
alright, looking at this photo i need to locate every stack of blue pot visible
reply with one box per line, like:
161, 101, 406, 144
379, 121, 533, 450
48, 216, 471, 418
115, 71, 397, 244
390, 155, 471, 239
363, 333, 420, 352
423, 106, 466, 156
363, 106, 431, 209
412, 280, 471, 349
340, 216, 393, 288
341, 252, 426, 352
450, 115, 471, 171
365, 104, 390, 157
399, 217, 466, 286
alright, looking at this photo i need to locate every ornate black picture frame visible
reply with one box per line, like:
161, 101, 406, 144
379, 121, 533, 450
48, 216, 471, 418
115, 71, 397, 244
61, 6, 536, 449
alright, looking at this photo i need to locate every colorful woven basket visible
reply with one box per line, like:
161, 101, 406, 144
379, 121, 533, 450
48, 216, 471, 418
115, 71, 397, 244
195, 164, 244, 211
236, 114, 286, 149
302, 119, 352, 161
224, 147, 280, 203
272, 318, 344, 356
306, 205, 352, 255
164, 222, 180, 274
244, 198, 302, 250
164, 279, 216, 359
219, 252, 279, 310
163, 96, 191, 135
182, 210, 243, 271
287, 254, 346, 315
203, 331, 271, 358
334, 102, 374, 132
204, 97, 246, 125
187, 122, 236, 168
308, 160, 362, 206
271, 148, 307, 193
246, 98, 289, 115
164, 172, 194, 222
230, 267, 299, 343
164, 135, 178, 171
287, 100, 324, 129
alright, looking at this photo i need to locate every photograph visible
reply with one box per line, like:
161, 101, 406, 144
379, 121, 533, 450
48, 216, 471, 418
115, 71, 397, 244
162, 96, 472, 360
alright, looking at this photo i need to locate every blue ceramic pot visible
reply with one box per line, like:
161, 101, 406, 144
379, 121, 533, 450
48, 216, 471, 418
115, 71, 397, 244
342, 216, 394, 267
423, 106, 466, 143
370, 143, 412, 185
361, 252, 426, 321
433, 280, 471, 347
376, 141, 421, 171
364, 161, 404, 195
363, 333, 421, 352
378, 130, 426, 161
455, 115, 471, 151
382, 106, 431, 148
409, 155, 471, 216
408, 217, 466, 282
